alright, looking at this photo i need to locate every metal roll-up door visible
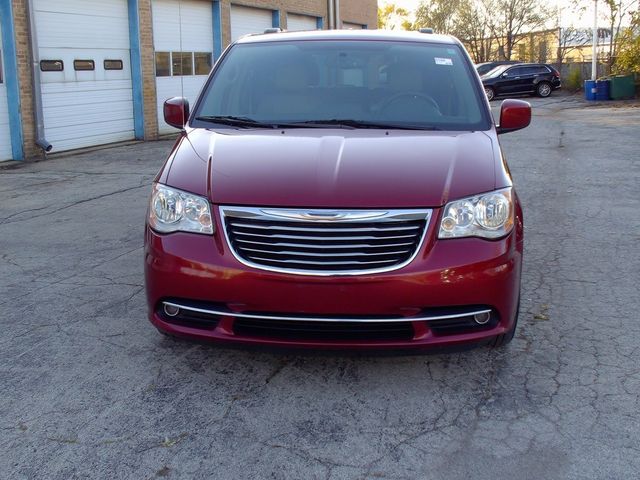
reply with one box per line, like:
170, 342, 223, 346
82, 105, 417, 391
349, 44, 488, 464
152, 0, 214, 135
34, 0, 135, 152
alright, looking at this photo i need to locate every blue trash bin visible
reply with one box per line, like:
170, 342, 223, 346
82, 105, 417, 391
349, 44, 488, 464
595, 80, 610, 100
585, 80, 597, 101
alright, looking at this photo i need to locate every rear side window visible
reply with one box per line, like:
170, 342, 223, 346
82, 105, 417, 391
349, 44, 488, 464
505, 67, 525, 76
196, 40, 490, 131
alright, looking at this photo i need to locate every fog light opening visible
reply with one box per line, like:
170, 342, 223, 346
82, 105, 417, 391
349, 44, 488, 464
163, 303, 180, 317
473, 312, 491, 325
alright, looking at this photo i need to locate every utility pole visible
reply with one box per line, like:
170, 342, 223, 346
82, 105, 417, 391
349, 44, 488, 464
591, 0, 598, 80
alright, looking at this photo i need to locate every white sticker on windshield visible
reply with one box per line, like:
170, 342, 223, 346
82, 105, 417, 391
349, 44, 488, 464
435, 57, 453, 66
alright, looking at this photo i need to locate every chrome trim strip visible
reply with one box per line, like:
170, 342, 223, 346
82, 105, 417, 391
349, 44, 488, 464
239, 247, 411, 257
162, 301, 492, 324
259, 209, 389, 222
233, 231, 418, 241
229, 222, 421, 232
235, 239, 416, 249
247, 256, 398, 266
220, 206, 432, 276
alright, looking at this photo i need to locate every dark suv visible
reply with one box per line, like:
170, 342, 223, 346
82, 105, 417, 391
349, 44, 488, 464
481, 63, 561, 100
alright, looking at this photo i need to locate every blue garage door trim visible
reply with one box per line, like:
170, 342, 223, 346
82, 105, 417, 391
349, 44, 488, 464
272, 10, 280, 28
0, 0, 24, 161
128, 0, 144, 139
213, 0, 222, 60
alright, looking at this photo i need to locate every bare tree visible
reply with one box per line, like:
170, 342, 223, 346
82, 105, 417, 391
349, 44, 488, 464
556, 27, 591, 65
413, 0, 463, 35
481, 0, 552, 60
454, 0, 495, 62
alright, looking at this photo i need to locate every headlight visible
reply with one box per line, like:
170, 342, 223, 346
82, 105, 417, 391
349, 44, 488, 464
439, 187, 513, 239
148, 183, 213, 234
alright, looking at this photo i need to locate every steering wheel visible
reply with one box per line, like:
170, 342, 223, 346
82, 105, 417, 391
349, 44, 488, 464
379, 92, 442, 117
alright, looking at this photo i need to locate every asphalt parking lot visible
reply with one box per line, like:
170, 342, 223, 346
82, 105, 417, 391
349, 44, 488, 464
1, 95, 639, 479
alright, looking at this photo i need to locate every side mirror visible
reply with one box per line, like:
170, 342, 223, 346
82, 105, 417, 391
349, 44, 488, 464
163, 97, 190, 130
501, 72, 509, 78
496, 99, 531, 135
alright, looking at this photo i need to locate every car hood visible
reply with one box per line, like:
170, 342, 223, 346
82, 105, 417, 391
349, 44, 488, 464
165, 128, 498, 208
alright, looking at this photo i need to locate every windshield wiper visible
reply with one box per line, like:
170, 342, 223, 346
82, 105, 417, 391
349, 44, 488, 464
291, 119, 442, 130
195, 116, 442, 131
195, 115, 278, 128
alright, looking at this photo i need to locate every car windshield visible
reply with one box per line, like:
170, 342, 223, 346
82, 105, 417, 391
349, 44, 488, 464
194, 40, 490, 131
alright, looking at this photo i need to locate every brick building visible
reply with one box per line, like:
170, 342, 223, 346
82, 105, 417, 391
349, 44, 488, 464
0, 0, 377, 161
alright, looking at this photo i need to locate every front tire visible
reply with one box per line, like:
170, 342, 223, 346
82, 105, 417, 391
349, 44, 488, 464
536, 82, 552, 98
484, 86, 495, 101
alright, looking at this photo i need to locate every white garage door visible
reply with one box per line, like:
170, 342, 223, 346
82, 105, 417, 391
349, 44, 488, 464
287, 13, 318, 31
231, 5, 273, 42
152, 0, 213, 135
34, 0, 135, 152
0, 23, 14, 160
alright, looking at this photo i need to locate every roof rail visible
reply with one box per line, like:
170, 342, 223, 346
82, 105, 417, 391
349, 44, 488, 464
419, 28, 434, 34
263, 27, 283, 34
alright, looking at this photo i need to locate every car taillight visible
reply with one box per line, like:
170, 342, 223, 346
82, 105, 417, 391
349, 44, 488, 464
553, 71, 560, 78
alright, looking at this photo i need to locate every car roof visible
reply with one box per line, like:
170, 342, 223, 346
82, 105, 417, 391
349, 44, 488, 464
235, 29, 461, 46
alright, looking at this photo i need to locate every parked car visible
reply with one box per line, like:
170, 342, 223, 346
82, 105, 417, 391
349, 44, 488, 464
482, 63, 561, 100
145, 30, 530, 352
475, 60, 519, 76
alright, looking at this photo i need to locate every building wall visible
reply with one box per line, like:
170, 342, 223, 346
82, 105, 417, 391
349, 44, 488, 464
4, 0, 377, 160
339, 0, 376, 29
12, 0, 36, 159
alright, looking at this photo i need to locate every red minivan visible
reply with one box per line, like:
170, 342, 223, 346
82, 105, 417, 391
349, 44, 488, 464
144, 30, 530, 351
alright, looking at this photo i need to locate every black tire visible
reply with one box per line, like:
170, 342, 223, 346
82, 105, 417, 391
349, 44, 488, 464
489, 299, 520, 348
536, 81, 552, 98
484, 86, 495, 101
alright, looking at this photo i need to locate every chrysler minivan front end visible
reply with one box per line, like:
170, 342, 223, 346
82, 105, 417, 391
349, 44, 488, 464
144, 30, 530, 351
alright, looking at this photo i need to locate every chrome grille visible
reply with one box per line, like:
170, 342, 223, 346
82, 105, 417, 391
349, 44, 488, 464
220, 207, 431, 275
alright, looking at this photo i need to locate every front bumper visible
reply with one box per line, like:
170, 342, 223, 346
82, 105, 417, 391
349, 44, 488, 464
144, 210, 523, 351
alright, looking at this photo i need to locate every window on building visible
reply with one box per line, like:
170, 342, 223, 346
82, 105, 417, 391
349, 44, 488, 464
538, 41, 548, 62
104, 59, 124, 71
40, 60, 64, 72
155, 52, 171, 77
172, 52, 193, 76
518, 44, 526, 61
194, 52, 212, 75
74, 60, 95, 71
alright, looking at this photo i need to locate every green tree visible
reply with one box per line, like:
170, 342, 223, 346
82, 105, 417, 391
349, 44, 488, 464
602, 0, 637, 68
378, 3, 412, 30
614, 11, 640, 73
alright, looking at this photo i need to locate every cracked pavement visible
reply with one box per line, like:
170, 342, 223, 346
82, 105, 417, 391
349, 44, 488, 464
1, 96, 639, 479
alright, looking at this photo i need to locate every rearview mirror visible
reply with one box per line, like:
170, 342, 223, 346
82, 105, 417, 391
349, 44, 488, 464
496, 99, 531, 135
163, 97, 190, 130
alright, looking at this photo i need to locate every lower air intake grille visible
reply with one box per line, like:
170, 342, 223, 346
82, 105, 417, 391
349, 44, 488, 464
221, 207, 431, 275
233, 319, 414, 341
